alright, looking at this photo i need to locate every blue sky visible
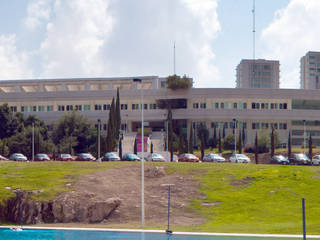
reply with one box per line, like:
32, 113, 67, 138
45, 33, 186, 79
0, 0, 317, 88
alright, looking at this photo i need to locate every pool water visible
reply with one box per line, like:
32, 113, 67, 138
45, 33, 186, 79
0, 229, 297, 240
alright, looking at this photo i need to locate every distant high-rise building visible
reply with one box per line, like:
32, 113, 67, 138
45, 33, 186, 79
236, 59, 280, 88
300, 51, 320, 89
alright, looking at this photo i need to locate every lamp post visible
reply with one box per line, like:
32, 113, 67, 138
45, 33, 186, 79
303, 120, 306, 154
97, 119, 101, 161
133, 78, 145, 228
32, 122, 35, 161
161, 183, 175, 234
233, 118, 237, 153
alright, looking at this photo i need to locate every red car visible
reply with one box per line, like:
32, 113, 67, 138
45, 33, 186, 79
56, 153, 73, 161
75, 153, 96, 161
178, 153, 200, 162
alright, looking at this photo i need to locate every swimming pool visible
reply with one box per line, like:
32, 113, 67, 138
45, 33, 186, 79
0, 228, 306, 240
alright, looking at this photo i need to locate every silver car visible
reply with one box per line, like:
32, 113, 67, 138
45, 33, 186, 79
9, 153, 28, 161
312, 155, 320, 165
229, 154, 251, 163
203, 153, 226, 163
146, 153, 166, 162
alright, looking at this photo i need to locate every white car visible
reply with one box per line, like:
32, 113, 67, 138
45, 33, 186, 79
312, 155, 320, 165
203, 153, 226, 162
229, 154, 251, 163
146, 153, 166, 162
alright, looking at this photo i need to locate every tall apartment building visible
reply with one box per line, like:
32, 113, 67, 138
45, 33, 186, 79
300, 51, 320, 89
236, 59, 280, 88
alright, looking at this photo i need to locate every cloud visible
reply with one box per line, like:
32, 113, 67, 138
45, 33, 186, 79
24, 0, 51, 30
261, 0, 320, 88
35, 0, 220, 87
0, 35, 33, 79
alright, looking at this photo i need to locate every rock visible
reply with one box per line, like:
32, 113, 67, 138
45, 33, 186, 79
0, 190, 121, 224
5, 187, 11, 190
145, 166, 166, 178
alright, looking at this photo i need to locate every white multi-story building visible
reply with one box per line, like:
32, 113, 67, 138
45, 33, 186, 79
300, 51, 320, 89
236, 59, 280, 89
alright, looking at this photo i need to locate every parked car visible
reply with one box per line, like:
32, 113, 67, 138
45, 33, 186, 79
229, 154, 251, 163
0, 155, 8, 161
289, 153, 311, 165
203, 153, 226, 163
56, 153, 73, 161
146, 153, 166, 162
34, 153, 50, 161
178, 153, 200, 162
75, 153, 96, 161
9, 153, 28, 161
312, 155, 320, 165
122, 153, 140, 161
270, 155, 290, 165
102, 152, 120, 161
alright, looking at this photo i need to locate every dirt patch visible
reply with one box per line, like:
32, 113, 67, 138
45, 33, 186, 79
231, 176, 253, 186
61, 164, 205, 227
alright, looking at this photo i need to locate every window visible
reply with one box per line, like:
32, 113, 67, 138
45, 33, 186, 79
103, 124, 107, 131
160, 81, 166, 88
279, 123, 287, 130
252, 123, 260, 129
261, 123, 269, 129
21, 106, 28, 112
243, 103, 247, 109
132, 104, 139, 110
94, 104, 102, 110
265, 103, 269, 109
261, 103, 265, 109
84, 104, 91, 111
10, 106, 17, 112
47, 105, 54, 112
149, 104, 156, 110
215, 103, 219, 109
38, 106, 45, 112
103, 104, 110, 110
220, 102, 224, 109
144, 104, 148, 110
233, 103, 237, 109
200, 103, 206, 109
58, 105, 65, 111
271, 123, 278, 129
121, 104, 128, 110
193, 103, 199, 109
66, 105, 73, 111
31, 106, 37, 112
75, 105, 82, 111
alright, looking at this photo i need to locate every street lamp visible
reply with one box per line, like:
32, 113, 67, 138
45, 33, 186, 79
32, 122, 35, 161
233, 118, 237, 153
161, 183, 175, 234
303, 120, 306, 154
97, 119, 101, 161
133, 78, 145, 228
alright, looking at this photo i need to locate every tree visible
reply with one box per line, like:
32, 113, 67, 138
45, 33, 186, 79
134, 138, 137, 154
166, 75, 192, 90
309, 134, 313, 159
222, 124, 226, 138
115, 88, 121, 140
255, 132, 258, 164
52, 111, 91, 154
106, 98, 116, 152
288, 131, 292, 162
218, 130, 222, 153
150, 142, 153, 154
238, 130, 242, 154
222, 135, 234, 150
242, 126, 246, 145
119, 138, 123, 160
271, 126, 275, 158
188, 125, 193, 153
197, 124, 208, 160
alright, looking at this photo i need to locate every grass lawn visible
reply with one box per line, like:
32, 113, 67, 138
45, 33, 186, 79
0, 161, 125, 202
167, 162, 320, 234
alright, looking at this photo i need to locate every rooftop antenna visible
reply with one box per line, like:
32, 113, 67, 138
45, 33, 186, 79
252, 0, 256, 60
173, 42, 176, 75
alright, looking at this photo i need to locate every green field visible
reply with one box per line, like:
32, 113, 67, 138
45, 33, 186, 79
1, 161, 320, 234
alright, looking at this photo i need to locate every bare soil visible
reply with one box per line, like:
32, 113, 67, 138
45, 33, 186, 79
56, 164, 206, 228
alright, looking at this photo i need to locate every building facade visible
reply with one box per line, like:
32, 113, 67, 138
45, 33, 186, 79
300, 51, 320, 89
0, 76, 319, 148
236, 59, 280, 89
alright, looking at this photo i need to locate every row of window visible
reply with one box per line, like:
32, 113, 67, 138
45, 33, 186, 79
192, 102, 288, 110
14, 103, 157, 112
209, 121, 287, 130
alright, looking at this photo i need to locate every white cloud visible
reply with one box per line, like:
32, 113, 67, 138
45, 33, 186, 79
24, 0, 51, 30
0, 35, 33, 79
261, 0, 320, 88
34, 0, 220, 87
